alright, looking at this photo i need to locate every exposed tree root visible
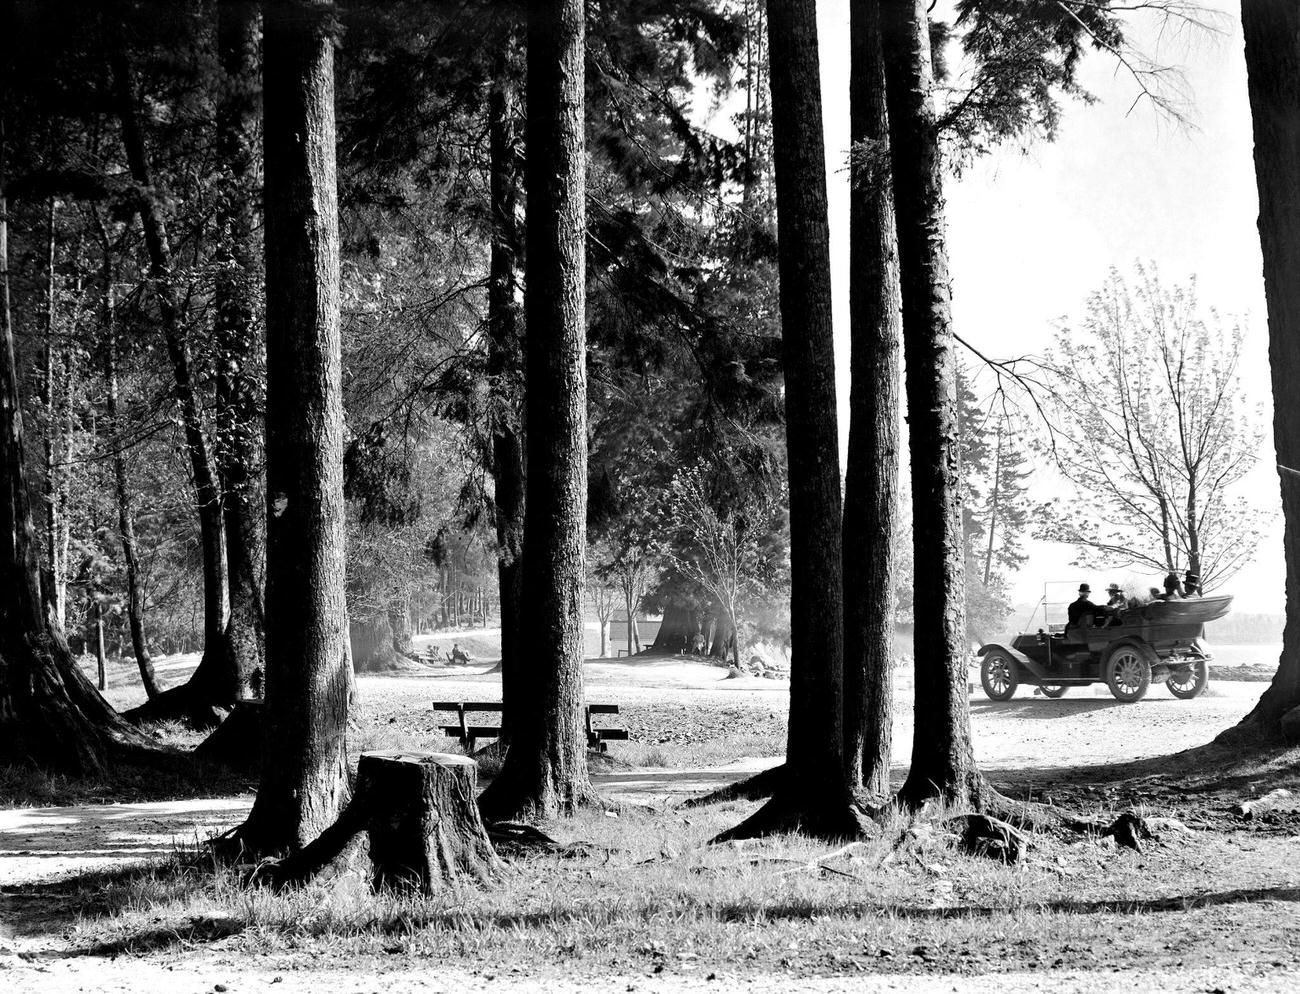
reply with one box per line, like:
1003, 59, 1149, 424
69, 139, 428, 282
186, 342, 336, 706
192, 702, 262, 772
476, 763, 602, 823
680, 763, 786, 809
122, 681, 229, 730
709, 791, 873, 844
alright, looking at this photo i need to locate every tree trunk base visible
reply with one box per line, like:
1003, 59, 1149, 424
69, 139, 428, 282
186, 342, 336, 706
681, 763, 786, 808
193, 701, 263, 772
476, 764, 601, 823
123, 681, 229, 730
710, 789, 872, 844
252, 751, 502, 893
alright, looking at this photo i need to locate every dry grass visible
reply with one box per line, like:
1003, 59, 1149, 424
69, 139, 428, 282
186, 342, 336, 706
47, 798, 1300, 979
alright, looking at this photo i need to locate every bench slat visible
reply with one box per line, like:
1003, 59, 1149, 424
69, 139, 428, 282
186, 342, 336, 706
586, 703, 619, 714
431, 702, 502, 712
438, 725, 502, 738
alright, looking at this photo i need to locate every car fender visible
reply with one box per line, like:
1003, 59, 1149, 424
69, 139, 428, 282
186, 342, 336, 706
1101, 636, 1159, 665
977, 642, 1059, 682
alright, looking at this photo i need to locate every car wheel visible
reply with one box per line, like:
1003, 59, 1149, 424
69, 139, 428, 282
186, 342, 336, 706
981, 651, 1018, 701
1167, 661, 1208, 700
1106, 644, 1151, 703
1040, 685, 1069, 699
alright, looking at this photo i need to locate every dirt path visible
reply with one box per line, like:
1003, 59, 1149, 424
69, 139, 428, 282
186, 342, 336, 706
3, 955, 1295, 994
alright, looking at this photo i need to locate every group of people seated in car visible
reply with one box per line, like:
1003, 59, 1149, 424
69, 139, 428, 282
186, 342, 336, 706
1067, 570, 1201, 631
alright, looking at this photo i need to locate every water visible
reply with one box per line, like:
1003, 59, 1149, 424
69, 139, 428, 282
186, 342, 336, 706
1208, 643, 1281, 667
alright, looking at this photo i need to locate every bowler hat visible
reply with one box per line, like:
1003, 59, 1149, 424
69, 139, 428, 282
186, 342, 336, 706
1078, 583, 1091, 593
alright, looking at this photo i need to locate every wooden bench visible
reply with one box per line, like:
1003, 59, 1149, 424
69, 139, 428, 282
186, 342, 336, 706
432, 701, 629, 752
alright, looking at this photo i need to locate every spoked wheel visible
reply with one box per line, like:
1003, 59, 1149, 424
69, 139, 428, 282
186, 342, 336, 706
981, 651, 1019, 701
1167, 661, 1209, 700
1039, 685, 1069, 699
1106, 644, 1152, 703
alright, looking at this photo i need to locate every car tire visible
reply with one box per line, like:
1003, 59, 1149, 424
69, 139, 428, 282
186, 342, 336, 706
1166, 661, 1208, 700
981, 651, 1019, 701
1105, 643, 1152, 703
1040, 685, 1069, 699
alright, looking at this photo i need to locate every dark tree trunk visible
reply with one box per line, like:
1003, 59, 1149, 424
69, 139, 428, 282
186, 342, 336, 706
103, 261, 162, 699
478, 0, 597, 822
882, 0, 984, 809
843, 0, 901, 800
213, 0, 267, 703
112, 53, 233, 722
1229, 0, 1300, 740
652, 601, 693, 651
488, 38, 527, 739
237, 0, 352, 855
351, 611, 406, 672
717, 0, 863, 843
709, 611, 733, 660
0, 120, 144, 774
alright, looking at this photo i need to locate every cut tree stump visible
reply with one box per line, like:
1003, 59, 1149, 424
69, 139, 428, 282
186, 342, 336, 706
261, 750, 502, 892
362, 751, 501, 891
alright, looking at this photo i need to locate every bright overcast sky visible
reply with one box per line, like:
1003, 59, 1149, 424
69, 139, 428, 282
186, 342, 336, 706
804, 0, 1284, 612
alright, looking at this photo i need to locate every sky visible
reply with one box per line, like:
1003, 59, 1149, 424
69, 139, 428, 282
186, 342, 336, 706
799, 1, 1283, 612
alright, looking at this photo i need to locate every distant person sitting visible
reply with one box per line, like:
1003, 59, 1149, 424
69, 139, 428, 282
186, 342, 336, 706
1067, 583, 1108, 631
448, 643, 471, 666
1159, 572, 1184, 600
1184, 571, 1201, 597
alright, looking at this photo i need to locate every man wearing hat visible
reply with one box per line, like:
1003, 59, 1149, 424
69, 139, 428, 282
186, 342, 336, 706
1067, 583, 1108, 631
1104, 583, 1127, 625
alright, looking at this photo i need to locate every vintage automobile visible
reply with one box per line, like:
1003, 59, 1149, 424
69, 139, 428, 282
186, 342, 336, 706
976, 584, 1232, 703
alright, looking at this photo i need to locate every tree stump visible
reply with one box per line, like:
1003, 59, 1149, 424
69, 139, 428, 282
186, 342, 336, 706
360, 751, 501, 891
261, 751, 502, 892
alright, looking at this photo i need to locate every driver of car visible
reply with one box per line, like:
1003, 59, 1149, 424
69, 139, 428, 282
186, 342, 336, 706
1067, 583, 1109, 632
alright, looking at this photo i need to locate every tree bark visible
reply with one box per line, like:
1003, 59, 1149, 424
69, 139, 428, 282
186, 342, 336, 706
40, 198, 67, 630
389, 598, 414, 657
652, 602, 693, 651
104, 270, 162, 699
213, 0, 267, 703
112, 52, 233, 722
488, 36, 527, 739
717, 0, 863, 842
237, 0, 352, 855
844, 0, 901, 802
264, 752, 502, 891
1229, 0, 1300, 739
0, 117, 145, 774
350, 610, 408, 672
477, 0, 597, 822
882, 0, 984, 809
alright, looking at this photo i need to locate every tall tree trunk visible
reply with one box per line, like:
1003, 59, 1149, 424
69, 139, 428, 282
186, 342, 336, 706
982, 426, 1003, 586
488, 38, 526, 738
40, 198, 67, 630
882, 0, 983, 809
238, 0, 352, 854
843, 0, 901, 800
112, 53, 233, 724
389, 598, 414, 657
717, 0, 862, 842
94, 600, 107, 691
104, 271, 162, 699
1229, 0, 1300, 740
652, 601, 693, 651
213, 0, 267, 702
0, 116, 144, 774
478, 0, 596, 821
350, 611, 404, 672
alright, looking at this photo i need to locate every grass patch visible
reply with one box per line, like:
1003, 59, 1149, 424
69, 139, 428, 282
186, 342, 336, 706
41, 800, 1300, 979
